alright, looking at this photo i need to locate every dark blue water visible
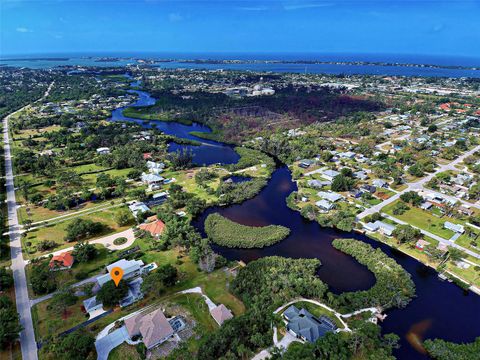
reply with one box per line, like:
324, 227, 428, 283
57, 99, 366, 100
110, 79, 480, 359
2, 52, 480, 78
109, 84, 239, 166
193, 166, 480, 360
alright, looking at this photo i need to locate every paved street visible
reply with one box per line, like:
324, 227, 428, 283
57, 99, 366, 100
4, 112, 38, 360
3, 83, 53, 360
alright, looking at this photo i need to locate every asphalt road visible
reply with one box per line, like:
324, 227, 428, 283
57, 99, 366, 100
3, 83, 53, 360
4, 112, 38, 360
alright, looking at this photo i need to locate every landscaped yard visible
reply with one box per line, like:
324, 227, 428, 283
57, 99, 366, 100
108, 343, 141, 360
32, 296, 89, 342
382, 200, 461, 239
23, 207, 131, 257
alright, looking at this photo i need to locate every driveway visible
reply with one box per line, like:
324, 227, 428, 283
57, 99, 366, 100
95, 326, 129, 360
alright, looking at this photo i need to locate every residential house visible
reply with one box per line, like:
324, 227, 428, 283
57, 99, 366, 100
360, 184, 377, 194
82, 296, 103, 316
96, 147, 110, 155
138, 216, 165, 238
364, 220, 395, 236
49, 252, 74, 271
283, 305, 337, 343
444, 221, 465, 234
317, 191, 344, 203
322, 170, 340, 181
353, 171, 368, 181
129, 201, 150, 217
141, 172, 164, 186
299, 159, 314, 169
146, 191, 168, 206
315, 199, 335, 211
372, 179, 388, 188
420, 202, 433, 211
146, 161, 165, 175
307, 179, 330, 189
125, 308, 175, 349
415, 239, 430, 251
210, 304, 234, 326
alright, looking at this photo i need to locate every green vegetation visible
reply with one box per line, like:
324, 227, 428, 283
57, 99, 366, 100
204, 213, 290, 248
97, 280, 129, 307
272, 321, 399, 360
331, 239, 415, 313
383, 200, 458, 239
197, 257, 327, 359
226, 147, 275, 172
40, 329, 95, 360
423, 337, 480, 360
0, 295, 21, 350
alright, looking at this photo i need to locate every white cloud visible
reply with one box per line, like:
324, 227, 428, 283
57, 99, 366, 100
168, 13, 183, 22
236, 6, 268, 11
16, 27, 31, 33
283, 3, 334, 11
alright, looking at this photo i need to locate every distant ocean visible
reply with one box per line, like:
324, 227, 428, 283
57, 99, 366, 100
1, 52, 480, 78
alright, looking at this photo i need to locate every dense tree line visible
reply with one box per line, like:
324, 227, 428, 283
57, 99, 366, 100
423, 336, 480, 360
331, 239, 415, 312
204, 213, 290, 248
198, 257, 328, 359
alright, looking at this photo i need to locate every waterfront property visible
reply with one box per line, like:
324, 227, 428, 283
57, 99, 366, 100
283, 305, 337, 343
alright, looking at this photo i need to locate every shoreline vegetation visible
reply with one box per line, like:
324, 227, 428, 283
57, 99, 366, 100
121, 106, 193, 126
330, 239, 416, 313
204, 213, 290, 248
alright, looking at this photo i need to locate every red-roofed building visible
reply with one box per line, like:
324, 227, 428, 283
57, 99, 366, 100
439, 103, 450, 111
138, 216, 165, 238
143, 153, 153, 160
49, 252, 74, 271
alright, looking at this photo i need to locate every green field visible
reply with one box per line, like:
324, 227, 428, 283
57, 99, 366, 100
383, 200, 458, 239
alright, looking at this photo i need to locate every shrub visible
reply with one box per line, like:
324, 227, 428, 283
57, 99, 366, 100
113, 237, 128, 246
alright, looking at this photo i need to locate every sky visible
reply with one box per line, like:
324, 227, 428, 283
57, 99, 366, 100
1, 0, 480, 59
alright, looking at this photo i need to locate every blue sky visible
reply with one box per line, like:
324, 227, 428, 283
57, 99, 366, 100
1, 0, 480, 58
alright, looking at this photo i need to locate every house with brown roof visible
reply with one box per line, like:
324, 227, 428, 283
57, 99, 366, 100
125, 308, 174, 349
138, 216, 165, 238
210, 304, 233, 326
49, 252, 74, 271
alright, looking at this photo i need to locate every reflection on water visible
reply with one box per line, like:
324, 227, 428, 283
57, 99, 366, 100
406, 319, 432, 354
111, 78, 480, 360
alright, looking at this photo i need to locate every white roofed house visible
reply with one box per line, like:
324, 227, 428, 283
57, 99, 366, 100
129, 201, 150, 217
317, 191, 344, 203
141, 172, 164, 186
96, 147, 110, 155
444, 221, 465, 234
322, 169, 340, 181
372, 179, 388, 188
146, 160, 165, 175
315, 199, 335, 211
364, 220, 395, 236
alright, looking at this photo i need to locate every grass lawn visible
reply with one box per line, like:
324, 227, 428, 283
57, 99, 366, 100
108, 343, 141, 360
285, 301, 345, 329
170, 293, 218, 333
455, 231, 480, 256
382, 200, 459, 239
32, 296, 89, 342
23, 207, 130, 258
